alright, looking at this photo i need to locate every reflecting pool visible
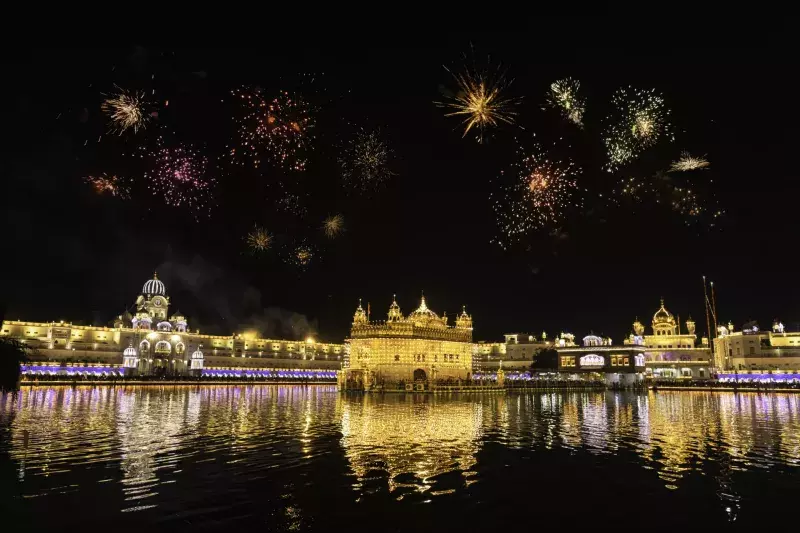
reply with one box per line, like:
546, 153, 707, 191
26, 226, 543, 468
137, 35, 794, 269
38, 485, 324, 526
1, 386, 799, 530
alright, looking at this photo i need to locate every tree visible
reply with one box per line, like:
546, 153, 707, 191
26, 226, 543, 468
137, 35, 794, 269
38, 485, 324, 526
531, 347, 559, 371
0, 338, 30, 391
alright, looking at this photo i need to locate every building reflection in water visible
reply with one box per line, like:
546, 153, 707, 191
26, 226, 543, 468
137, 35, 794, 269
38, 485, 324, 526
3, 387, 800, 522
339, 393, 483, 495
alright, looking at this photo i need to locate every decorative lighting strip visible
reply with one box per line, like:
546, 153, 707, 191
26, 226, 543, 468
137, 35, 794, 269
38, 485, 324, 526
21, 364, 123, 376
718, 373, 800, 383
201, 369, 336, 380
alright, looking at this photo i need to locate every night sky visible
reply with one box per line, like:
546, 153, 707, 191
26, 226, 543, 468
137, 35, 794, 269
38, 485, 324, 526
4, 37, 798, 343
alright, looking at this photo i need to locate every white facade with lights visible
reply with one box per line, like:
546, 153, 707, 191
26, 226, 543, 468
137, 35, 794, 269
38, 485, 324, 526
1, 272, 344, 378
557, 334, 646, 387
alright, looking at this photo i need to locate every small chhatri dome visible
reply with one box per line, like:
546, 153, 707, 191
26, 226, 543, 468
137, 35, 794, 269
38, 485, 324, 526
387, 295, 403, 322
142, 271, 166, 296
456, 305, 473, 329
123, 344, 137, 357
686, 315, 696, 335
191, 347, 204, 360
632, 317, 645, 336
353, 299, 368, 325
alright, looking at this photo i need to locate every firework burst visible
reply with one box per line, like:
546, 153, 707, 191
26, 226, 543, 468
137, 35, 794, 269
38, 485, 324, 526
670, 151, 710, 172
246, 226, 272, 252
230, 87, 315, 171
84, 174, 130, 199
614, 172, 724, 228
140, 137, 216, 215
490, 140, 581, 249
101, 86, 150, 134
339, 128, 394, 192
546, 78, 585, 127
283, 240, 316, 269
437, 63, 519, 143
323, 214, 344, 238
603, 87, 672, 171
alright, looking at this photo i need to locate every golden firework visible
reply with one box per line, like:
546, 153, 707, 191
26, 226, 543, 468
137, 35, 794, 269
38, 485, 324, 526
669, 151, 710, 172
246, 226, 272, 252
84, 174, 130, 199
295, 246, 313, 266
101, 86, 149, 134
437, 65, 519, 143
323, 214, 344, 238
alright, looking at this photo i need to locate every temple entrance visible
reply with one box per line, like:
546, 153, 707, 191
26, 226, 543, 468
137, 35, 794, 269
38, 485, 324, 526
413, 368, 427, 381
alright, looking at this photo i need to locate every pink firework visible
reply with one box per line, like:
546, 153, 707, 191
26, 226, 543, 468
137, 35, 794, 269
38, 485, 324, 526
143, 140, 216, 215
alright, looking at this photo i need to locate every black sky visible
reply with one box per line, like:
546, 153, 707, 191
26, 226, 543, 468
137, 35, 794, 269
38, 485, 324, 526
4, 36, 799, 343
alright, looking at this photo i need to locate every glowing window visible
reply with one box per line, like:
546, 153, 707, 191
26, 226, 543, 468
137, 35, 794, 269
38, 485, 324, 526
579, 354, 604, 368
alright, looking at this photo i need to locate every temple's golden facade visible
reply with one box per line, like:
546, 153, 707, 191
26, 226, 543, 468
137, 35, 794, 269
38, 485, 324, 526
343, 295, 473, 389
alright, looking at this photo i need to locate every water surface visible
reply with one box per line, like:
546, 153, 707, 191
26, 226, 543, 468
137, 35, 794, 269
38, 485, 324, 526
1, 386, 799, 530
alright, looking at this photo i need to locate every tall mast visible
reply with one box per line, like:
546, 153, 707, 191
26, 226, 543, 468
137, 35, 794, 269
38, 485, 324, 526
711, 281, 719, 344
703, 275, 713, 355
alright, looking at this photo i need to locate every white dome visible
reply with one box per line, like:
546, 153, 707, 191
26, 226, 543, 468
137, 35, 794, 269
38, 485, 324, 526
191, 349, 204, 360
123, 346, 137, 356
143, 273, 166, 296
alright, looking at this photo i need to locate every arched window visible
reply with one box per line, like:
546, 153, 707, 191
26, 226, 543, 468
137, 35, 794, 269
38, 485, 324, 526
175, 342, 186, 354
394, 354, 400, 362
634, 354, 645, 367
155, 340, 171, 354
139, 340, 150, 353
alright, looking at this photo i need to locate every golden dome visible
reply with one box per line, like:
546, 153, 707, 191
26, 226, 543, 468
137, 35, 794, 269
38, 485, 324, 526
632, 317, 645, 336
407, 295, 446, 328
652, 298, 675, 326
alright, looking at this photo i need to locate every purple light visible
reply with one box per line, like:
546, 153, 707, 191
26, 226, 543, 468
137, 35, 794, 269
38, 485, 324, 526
718, 373, 799, 383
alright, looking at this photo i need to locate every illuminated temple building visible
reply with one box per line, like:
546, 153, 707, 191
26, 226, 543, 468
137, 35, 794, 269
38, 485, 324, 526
341, 295, 474, 390
1, 273, 342, 379
625, 299, 713, 379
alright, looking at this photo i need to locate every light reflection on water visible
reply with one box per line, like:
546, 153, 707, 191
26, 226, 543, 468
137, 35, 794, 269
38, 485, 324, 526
2, 386, 800, 528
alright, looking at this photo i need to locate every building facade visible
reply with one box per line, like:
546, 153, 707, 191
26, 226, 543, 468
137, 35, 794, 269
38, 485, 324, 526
624, 299, 713, 380
342, 295, 473, 389
714, 320, 800, 371
1, 273, 343, 377
557, 334, 646, 387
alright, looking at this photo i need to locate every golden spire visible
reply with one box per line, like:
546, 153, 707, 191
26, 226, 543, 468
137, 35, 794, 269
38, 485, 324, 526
418, 293, 428, 312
